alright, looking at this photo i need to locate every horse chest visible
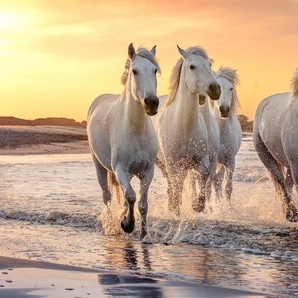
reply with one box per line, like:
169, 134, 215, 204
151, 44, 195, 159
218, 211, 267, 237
167, 137, 207, 167
112, 136, 157, 175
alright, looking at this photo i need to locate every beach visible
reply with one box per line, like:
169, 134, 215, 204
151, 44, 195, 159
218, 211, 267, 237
0, 126, 297, 297
0, 126, 89, 155
0, 256, 269, 298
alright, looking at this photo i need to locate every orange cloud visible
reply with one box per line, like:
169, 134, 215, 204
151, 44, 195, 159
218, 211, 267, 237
0, 0, 297, 121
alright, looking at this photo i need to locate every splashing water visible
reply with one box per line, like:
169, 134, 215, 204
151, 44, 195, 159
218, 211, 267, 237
0, 135, 298, 296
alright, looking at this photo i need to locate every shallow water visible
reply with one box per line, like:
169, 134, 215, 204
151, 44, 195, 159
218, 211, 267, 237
0, 136, 298, 297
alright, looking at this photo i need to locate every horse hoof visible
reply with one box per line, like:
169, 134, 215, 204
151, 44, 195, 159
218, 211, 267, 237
121, 216, 135, 233
192, 196, 205, 213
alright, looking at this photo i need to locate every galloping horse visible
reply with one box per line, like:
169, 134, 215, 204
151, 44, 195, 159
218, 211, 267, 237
87, 43, 161, 239
253, 67, 298, 222
210, 67, 242, 202
152, 45, 221, 214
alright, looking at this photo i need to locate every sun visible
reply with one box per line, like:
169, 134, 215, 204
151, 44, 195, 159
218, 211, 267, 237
0, 12, 18, 28
0, 11, 33, 29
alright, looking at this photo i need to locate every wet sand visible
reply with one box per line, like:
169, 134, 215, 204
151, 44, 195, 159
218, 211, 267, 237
0, 256, 270, 298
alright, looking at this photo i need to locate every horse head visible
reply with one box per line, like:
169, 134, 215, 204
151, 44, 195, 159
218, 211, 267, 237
215, 67, 240, 118
127, 43, 160, 116
177, 45, 221, 101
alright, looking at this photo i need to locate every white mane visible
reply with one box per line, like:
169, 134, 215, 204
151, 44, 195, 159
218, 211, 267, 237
165, 46, 213, 107
291, 67, 298, 97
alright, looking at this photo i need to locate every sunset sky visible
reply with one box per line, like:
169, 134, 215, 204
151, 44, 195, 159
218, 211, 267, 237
1, 0, 297, 121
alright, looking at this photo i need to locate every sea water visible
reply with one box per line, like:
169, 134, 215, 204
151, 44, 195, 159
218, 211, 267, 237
0, 135, 297, 297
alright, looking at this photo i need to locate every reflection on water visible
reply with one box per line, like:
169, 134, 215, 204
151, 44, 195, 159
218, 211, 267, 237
0, 140, 298, 297
99, 274, 163, 298
99, 237, 298, 297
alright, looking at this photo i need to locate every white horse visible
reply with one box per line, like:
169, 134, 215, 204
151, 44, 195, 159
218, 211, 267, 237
152, 45, 221, 214
87, 43, 161, 239
198, 95, 220, 200
210, 67, 242, 202
253, 67, 298, 222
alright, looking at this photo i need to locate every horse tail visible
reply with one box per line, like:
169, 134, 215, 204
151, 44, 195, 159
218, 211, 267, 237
107, 172, 123, 204
291, 67, 298, 98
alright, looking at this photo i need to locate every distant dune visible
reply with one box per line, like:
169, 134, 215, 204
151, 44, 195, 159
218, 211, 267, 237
0, 116, 87, 127
0, 124, 88, 154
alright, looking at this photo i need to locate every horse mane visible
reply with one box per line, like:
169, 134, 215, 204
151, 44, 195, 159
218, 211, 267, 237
291, 67, 298, 98
165, 46, 213, 107
216, 66, 241, 113
120, 47, 161, 85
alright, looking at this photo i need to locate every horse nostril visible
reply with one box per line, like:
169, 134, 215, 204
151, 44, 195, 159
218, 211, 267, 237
220, 106, 229, 117
145, 96, 159, 107
209, 83, 217, 93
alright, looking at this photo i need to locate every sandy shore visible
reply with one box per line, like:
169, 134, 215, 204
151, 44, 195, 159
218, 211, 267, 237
0, 256, 269, 298
0, 126, 89, 155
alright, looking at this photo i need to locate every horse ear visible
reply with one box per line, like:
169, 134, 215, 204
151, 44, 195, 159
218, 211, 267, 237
150, 45, 157, 56
177, 45, 189, 60
128, 43, 136, 60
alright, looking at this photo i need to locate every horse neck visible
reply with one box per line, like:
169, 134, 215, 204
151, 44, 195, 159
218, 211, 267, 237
170, 78, 200, 130
200, 99, 212, 124
209, 99, 216, 115
117, 87, 149, 133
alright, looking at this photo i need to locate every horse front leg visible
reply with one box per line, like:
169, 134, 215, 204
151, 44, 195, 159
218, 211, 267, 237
114, 166, 136, 234
225, 159, 235, 203
192, 156, 210, 212
213, 164, 224, 200
138, 166, 154, 240
167, 167, 186, 215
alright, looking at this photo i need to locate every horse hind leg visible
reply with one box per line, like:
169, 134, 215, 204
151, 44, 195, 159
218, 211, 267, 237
254, 133, 298, 222
156, 159, 174, 209
287, 165, 298, 222
91, 153, 111, 205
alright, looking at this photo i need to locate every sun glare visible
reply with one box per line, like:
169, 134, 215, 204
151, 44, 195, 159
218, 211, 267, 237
0, 11, 33, 29
0, 12, 17, 28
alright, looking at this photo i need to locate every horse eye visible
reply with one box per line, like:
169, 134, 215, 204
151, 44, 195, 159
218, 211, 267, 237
230, 87, 233, 91
132, 69, 138, 75
190, 65, 195, 70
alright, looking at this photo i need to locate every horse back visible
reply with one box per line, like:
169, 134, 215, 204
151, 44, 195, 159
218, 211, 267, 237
88, 94, 119, 118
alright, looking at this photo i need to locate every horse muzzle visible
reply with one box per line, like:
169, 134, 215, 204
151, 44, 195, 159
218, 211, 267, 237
219, 106, 229, 118
207, 82, 221, 100
144, 96, 159, 116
